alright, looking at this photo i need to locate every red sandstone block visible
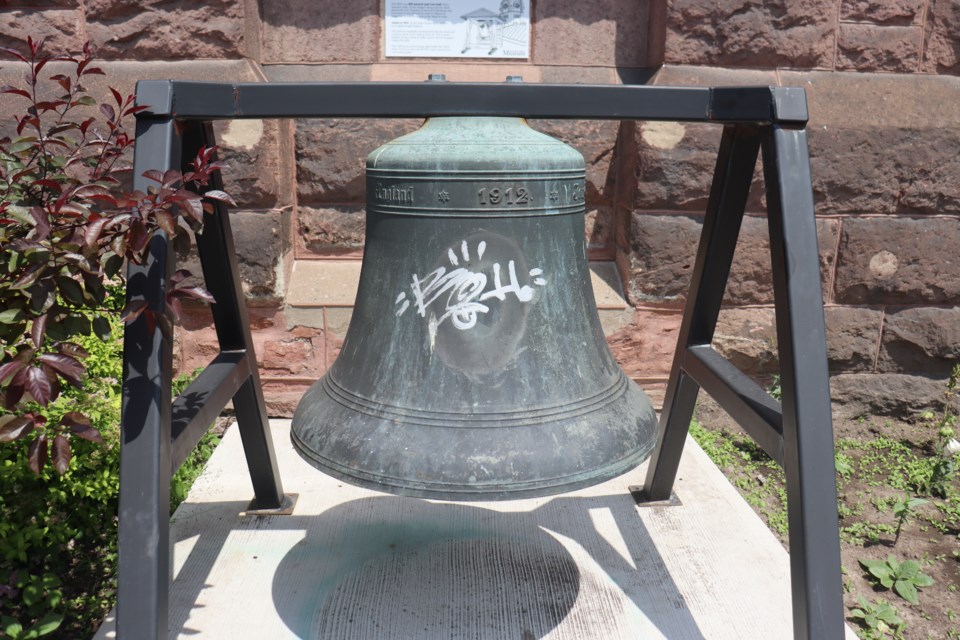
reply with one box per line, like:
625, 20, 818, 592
85, 0, 246, 60
834, 217, 960, 306
665, 0, 836, 69
261, 0, 378, 63
297, 206, 366, 258
922, 0, 960, 74
0, 9, 82, 55
533, 0, 653, 67
213, 119, 283, 210
625, 214, 838, 307
840, 0, 924, 25
295, 119, 421, 206
877, 307, 960, 376
262, 338, 323, 376
607, 309, 681, 380
836, 23, 922, 72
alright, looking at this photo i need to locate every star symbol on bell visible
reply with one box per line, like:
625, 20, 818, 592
550, 189, 559, 202
437, 189, 450, 203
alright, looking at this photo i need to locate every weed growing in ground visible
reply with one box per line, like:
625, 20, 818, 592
860, 555, 935, 605
891, 495, 929, 546
849, 596, 905, 639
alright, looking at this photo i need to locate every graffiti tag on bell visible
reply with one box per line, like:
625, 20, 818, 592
395, 239, 546, 331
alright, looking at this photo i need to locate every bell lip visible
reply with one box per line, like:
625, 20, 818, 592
290, 425, 657, 502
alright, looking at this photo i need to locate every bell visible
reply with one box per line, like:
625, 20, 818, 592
291, 116, 659, 500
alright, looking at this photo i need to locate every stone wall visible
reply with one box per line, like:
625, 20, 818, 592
2, 0, 957, 417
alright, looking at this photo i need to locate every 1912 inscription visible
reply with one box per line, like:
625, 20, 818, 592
477, 186, 532, 206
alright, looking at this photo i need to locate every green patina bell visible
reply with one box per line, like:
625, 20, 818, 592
291, 115, 659, 500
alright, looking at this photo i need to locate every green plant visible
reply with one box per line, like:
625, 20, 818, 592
836, 451, 855, 479
767, 373, 782, 402
849, 596, 904, 638
914, 364, 959, 498
0, 37, 227, 475
890, 494, 929, 546
859, 555, 935, 605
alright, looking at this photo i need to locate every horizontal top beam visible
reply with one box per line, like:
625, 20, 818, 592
135, 81, 808, 125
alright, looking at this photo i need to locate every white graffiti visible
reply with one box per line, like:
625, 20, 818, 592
395, 240, 547, 331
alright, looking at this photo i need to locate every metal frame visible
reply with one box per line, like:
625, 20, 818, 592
121, 80, 843, 639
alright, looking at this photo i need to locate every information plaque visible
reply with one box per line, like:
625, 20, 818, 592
385, 0, 530, 59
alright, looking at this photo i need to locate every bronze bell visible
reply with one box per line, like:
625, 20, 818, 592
291, 116, 658, 500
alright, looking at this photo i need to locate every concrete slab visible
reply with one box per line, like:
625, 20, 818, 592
96, 421, 856, 639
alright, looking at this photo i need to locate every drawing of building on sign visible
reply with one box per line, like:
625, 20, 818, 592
461, 0, 528, 56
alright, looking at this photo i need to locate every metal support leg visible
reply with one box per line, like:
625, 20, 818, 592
181, 121, 284, 509
642, 125, 761, 500
762, 125, 844, 640
118, 108, 180, 640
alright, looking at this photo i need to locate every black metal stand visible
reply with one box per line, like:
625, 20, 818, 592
120, 81, 843, 639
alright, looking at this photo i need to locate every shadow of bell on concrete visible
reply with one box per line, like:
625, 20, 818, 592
269, 496, 706, 640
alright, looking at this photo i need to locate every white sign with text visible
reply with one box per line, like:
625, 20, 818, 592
385, 0, 530, 59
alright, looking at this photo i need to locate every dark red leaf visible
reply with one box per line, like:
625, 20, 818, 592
182, 197, 204, 221
60, 411, 90, 428
162, 169, 181, 187
84, 66, 105, 76
85, 193, 118, 206
155, 209, 176, 236
0, 86, 30, 99
58, 343, 89, 359
110, 233, 127, 257
143, 308, 157, 336
51, 434, 71, 474
0, 48, 29, 63
51, 73, 71, 92
29, 207, 51, 240
170, 286, 215, 304
99, 103, 116, 122
127, 218, 148, 253
120, 299, 148, 323
31, 179, 62, 193
34, 100, 67, 113
143, 169, 165, 183
3, 384, 25, 410
30, 314, 48, 348
0, 415, 34, 442
0, 359, 28, 386
79, 117, 95, 135
165, 298, 182, 323
110, 86, 123, 107
25, 366, 54, 405
38, 353, 84, 387
84, 215, 110, 248
41, 365, 61, 402
204, 190, 236, 207
69, 423, 103, 444
12, 264, 45, 291
27, 434, 48, 475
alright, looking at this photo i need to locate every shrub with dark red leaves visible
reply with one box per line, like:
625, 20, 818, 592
0, 37, 231, 474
